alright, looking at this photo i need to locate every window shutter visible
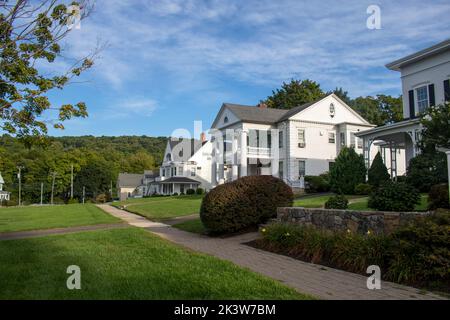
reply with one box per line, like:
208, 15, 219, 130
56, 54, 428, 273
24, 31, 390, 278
428, 84, 435, 106
445, 80, 450, 102
408, 90, 415, 119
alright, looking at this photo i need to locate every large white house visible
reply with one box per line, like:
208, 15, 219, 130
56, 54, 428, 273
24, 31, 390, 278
357, 38, 450, 176
209, 94, 378, 188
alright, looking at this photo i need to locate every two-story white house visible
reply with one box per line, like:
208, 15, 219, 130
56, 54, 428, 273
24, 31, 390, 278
209, 94, 378, 188
154, 135, 214, 194
357, 38, 450, 176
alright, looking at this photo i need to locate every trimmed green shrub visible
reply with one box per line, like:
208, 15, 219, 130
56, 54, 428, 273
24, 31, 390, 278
305, 175, 330, 193
186, 188, 196, 195
368, 181, 420, 212
368, 152, 390, 188
330, 147, 366, 194
200, 176, 293, 234
67, 198, 79, 204
354, 183, 372, 195
173, 192, 179, 196
196, 188, 204, 195
406, 151, 448, 192
428, 184, 449, 210
325, 195, 348, 209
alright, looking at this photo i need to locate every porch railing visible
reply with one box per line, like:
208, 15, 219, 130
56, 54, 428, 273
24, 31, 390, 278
247, 147, 271, 157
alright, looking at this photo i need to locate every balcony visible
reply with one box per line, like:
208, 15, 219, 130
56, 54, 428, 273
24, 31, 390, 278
247, 146, 272, 158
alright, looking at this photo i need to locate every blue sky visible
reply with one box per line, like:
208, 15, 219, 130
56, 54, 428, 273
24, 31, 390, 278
42, 0, 450, 137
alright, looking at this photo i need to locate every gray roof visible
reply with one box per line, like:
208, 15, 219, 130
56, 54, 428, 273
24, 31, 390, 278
160, 177, 201, 184
224, 103, 288, 124
117, 173, 142, 188
386, 38, 450, 71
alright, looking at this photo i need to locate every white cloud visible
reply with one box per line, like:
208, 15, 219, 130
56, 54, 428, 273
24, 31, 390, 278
103, 98, 158, 119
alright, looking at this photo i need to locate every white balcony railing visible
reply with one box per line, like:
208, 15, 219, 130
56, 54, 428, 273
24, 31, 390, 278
247, 147, 271, 157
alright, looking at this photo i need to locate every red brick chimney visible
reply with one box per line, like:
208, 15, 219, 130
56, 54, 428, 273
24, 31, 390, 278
258, 102, 268, 109
200, 132, 207, 143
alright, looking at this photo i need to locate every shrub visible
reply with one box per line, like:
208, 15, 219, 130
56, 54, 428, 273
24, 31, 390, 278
368, 152, 390, 188
95, 193, 108, 203
305, 175, 330, 193
330, 147, 366, 194
200, 176, 293, 234
406, 151, 448, 192
196, 188, 204, 195
325, 195, 348, 209
354, 183, 372, 195
67, 198, 79, 204
368, 181, 420, 212
173, 192, 178, 196
428, 184, 449, 210
186, 188, 196, 195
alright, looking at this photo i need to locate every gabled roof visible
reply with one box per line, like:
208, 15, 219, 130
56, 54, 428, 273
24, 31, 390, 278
224, 103, 288, 124
386, 38, 450, 71
117, 173, 142, 188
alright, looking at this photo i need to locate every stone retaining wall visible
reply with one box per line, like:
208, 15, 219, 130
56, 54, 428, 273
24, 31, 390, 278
277, 207, 430, 235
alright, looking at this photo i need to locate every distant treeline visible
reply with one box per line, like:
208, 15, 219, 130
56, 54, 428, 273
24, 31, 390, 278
0, 135, 167, 204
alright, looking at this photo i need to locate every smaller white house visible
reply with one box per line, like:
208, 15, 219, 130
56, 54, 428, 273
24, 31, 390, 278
0, 172, 11, 202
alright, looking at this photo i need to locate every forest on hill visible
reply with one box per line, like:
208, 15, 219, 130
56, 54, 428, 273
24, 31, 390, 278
0, 135, 167, 205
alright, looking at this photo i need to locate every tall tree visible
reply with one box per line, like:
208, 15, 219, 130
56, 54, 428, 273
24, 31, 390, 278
262, 79, 326, 109
351, 95, 403, 126
330, 147, 366, 194
329, 87, 352, 105
0, 0, 97, 145
420, 102, 450, 150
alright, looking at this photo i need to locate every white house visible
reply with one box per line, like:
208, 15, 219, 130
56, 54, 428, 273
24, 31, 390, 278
357, 38, 450, 176
209, 94, 379, 188
0, 172, 10, 202
154, 134, 214, 195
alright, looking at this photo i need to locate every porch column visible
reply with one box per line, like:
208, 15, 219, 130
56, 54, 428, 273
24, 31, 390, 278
390, 143, 397, 179
232, 133, 239, 180
240, 130, 248, 177
363, 137, 372, 172
446, 151, 450, 206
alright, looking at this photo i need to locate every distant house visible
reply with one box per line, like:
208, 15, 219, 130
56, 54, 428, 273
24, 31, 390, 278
117, 173, 145, 201
0, 172, 10, 203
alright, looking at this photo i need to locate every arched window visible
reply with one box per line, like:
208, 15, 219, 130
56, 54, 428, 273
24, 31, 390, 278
166, 153, 171, 161
224, 116, 229, 124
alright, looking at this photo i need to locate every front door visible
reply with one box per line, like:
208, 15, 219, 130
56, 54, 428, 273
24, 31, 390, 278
180, 184, 185, 194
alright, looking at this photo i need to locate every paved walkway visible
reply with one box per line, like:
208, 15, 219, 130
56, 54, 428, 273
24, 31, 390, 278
0, 223, 128, 241
98, 204, 446, 300
162, 214, 199, 226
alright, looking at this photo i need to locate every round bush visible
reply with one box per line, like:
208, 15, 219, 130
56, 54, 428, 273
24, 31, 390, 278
428, 184, 449, 210
305, 175, 330, 193
325, 195, 348, 209
354, 183, 372, 195
368, 182, 420, 212
186, 188, 196, 195
200, 176, 293, 234
196, 188, 204, 195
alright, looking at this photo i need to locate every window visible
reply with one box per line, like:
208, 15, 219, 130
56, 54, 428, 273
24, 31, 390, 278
328, 132, 335, 144
171, 167, 177, 176
416, 86, 429, 114
178, 167, 183, 176
298, 129, 306, 148
298, 160, 306, 177
162, 169, 166, 177
357, 136, 363, 149
224, 116, 229, 124
190, 167, 196, 177
279, 131, 283, 148
340, 132, 346, 146
279, 161, 284, 179
350, 132, 356, 148
166, 153, 171, 161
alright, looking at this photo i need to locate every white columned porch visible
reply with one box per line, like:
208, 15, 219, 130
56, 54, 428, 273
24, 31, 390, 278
240, 130, 248, 177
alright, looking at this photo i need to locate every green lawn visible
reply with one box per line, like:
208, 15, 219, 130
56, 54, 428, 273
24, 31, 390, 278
113, 195, 203, 220
0, 204, 119, 233
295, 194, 429, 211
0, 227, 311, 300
173, 218, 206, 234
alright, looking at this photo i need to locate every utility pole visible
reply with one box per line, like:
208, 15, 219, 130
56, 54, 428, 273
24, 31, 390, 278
40, 182, 44, 205
70, 164, 74, 199
82, 186, 85, 204
50, 172, 57, 205
17, 166, 23, 206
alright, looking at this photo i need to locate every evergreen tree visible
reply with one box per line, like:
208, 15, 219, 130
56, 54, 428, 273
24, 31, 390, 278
330, 147, 366, 194
368, 152, 390, 188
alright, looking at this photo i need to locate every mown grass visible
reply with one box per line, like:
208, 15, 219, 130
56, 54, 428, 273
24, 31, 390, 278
0, 204, 119, 233
113, 195, 203, 220
173, 218, 205, 234
0, 227, 311, 300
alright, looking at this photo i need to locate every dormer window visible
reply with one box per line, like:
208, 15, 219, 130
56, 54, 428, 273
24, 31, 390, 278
224, 116, 229, 124
166, 153, 172, 161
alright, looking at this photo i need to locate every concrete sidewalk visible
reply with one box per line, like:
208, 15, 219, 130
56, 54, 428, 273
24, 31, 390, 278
98, 204, 446, 300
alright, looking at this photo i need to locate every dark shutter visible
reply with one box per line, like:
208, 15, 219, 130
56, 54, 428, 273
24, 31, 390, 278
408, 90, 415, 119
428, 84, 435, 106
445, 80, 450, 102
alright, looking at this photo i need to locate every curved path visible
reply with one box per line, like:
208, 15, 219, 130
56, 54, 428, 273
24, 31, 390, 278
98, 204, 446, 301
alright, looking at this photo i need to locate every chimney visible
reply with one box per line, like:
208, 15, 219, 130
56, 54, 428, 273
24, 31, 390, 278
258, 102, 268, 109
200, 132, 207, 143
